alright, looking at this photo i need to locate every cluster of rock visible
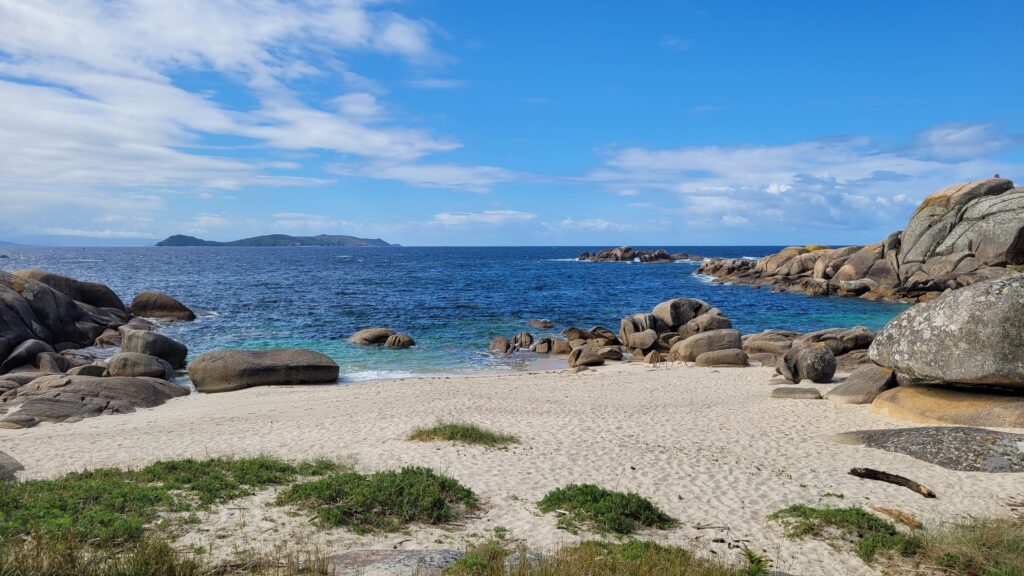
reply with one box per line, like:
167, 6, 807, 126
697, 178, 1024, 302
0, 269, 197, 428
578, 246, 703, 263
348, 328, 415, 349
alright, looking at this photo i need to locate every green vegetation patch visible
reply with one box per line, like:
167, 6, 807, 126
276, 465, 478, 533
919, 517, 1024, 575
448, 540, 768, 576
0, 456, 339, 547
770, 505, 921, 562
537, 484, 677, 535
408, 422, 520, 447
137, 456, 338, 505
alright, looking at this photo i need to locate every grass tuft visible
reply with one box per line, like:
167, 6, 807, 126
769, 505, 920, 562
276, 465, 478, 533
447, 540, 768, 576
537, 484, 677, 535
915, 517, 1024, 575
408, 422, 519, 447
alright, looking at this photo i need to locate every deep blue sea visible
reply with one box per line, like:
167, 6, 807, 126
0, 246, 907, 380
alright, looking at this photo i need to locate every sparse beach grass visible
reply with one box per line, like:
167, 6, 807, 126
448, 540, 768, 575
275, 465, 479, 533
537, 484, 677, 535
770, 504, 921, 561
407, 421, 520, 447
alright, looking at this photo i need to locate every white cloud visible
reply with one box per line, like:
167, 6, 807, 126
431, 210, 535, 226
0, 0, 457, 236
554, 218, 631, 232
587, 127, 1021, 234
272, 212, 360, 232
338, 162, 516, 193
913, 123, 1012, 162
407, 78, 468, 89
661, 35, 692, 51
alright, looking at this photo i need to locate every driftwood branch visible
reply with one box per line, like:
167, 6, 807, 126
871, 506, 923, 528
849, 467, 936, 498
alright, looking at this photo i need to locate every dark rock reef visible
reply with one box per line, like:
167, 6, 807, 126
697, 178, 1024, 302
578, 246, 703, 263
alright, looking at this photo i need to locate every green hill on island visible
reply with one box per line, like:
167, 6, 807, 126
156, 234, 394, 247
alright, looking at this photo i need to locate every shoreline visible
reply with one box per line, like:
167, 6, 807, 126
4, 362, 1021, 575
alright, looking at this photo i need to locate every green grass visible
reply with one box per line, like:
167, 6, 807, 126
0, 457, 339, 546
537, 484, 678, 535
447, 540, 768, 576
407, 422, 519, 447
769, 505, 921, 562
276, 465, 479, 533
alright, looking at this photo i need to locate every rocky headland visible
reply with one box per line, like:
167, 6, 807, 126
156, 233, 393, 247
697, 177, 1024, 302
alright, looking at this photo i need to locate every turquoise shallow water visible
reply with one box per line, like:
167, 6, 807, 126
0, 246, 908, 380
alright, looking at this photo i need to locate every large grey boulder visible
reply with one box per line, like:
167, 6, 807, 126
489, 336, 512, 355
0, 375, 187, 428
188, 349, 340, 393
568, 347, 605, 368
695, 348, 748, 367
870, 275, 1024, 388
778, 344, 836, 383
792, 327, 874, 357
121, 329, 188, 369
652, 298, 711, 330
106, 352, 173, 379
826, 365, 896, 405
670, 329, 742, 362
130, 291, 196, 321
14, 269, 126, 311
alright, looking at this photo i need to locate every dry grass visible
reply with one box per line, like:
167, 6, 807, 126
407, 422, 520, 447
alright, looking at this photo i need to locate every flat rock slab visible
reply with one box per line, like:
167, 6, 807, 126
0, 450, 24, 481
871, 385, 1024, 428
771, 386, 822, 400
329, 549, 463, 576
835, 426, 1024, 472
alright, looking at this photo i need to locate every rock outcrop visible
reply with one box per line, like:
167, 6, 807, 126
777, 344, 837, 383
696, 178, 1024, 302
129, 291, 197, 321
869, 275, 1024, 389
188, 349, 340, 393
14, 269, 126, 311
578, 246, 703, 263
0, 375, 188, 428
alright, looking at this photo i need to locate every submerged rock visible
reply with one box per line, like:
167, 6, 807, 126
188, 349, 340, 393
349, 328, 396, 345
384, 333, 415, 349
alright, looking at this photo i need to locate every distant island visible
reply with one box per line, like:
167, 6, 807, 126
156, 234, 394, 247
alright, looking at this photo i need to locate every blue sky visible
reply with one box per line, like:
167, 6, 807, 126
0, 0, 1022, 246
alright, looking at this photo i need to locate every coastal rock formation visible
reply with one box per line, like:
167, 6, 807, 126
578, 246, 702, 263
0, 375, 188, 428
489, 336, 512, 355
121, 329, 188, 369
696, 178, 1024, 302
14, 269, 126, 311
742, 327, 875, 369
568, 347, 605, 368
826, 365, 896, 405
188, 349, 340, 393
778, 344, 836, 383
869, 275, 1024, 389
871, 386, 1024, 428
528, 319, 552, 329
106, 352, 174, 379
129, 291, 196, 321
670, 329, 743, 362
349, 328, 394, 345
1, 270, 129, 374
384, 333, 415, 349
695, 348, 748, 367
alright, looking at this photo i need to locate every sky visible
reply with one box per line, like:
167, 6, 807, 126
0, 1, 1022, 247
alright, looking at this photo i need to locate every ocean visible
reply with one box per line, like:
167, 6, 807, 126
0, 246, 907, 380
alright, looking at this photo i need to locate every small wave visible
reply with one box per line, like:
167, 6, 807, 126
341, 369, 419, 382
544, 258, 582, 262
693, 274, 720, 284
741, 256, 761, 261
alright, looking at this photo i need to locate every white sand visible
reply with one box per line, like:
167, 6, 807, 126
3, 362, 1022, 575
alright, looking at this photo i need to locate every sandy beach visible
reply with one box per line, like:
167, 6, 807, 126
3, 362, 1021, 575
